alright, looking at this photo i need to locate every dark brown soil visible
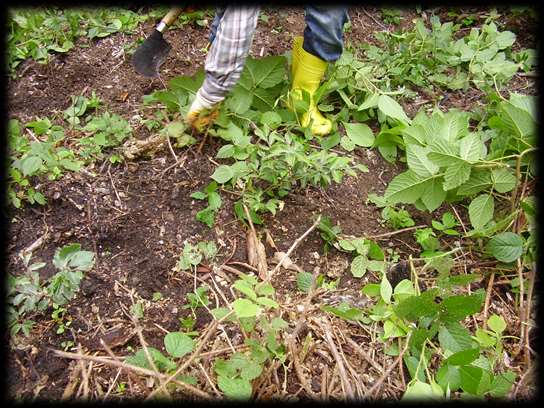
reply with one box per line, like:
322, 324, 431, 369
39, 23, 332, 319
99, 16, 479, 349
6, 6, 537, 401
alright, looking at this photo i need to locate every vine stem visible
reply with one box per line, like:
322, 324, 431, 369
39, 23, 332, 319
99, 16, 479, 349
511, 147, 537, 213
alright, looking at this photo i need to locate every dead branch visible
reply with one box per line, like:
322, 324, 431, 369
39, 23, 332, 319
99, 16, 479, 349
345, 337, 384, 375
268, 215, 322, 282
366, 333, 411, 398
323, 319, 355, 400
482, 272, 495, 329
50, 349, 211, 399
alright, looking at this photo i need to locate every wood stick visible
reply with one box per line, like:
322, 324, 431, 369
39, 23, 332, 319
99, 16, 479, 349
482, 272, 495, 329
50, 349, 211, 399
524, 265, 535, 367
366, 334, 411, 398
103, 368, 122, 401
345, 337, 384, 374
323, 320, 355, 400
365, 224, 426, 240
268, 215, 321, 281
516, 259, 526, 356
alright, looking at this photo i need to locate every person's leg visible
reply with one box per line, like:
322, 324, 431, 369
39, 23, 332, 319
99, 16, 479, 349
303, 6, 349, 62
288, 6, 348, 136
186, 6, 260, 131
208, 7, 226, 44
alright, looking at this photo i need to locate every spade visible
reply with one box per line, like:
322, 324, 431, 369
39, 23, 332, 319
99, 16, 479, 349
132, 8, 183, 77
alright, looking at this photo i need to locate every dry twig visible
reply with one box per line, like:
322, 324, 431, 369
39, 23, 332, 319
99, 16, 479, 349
268, 215, 322, 282
323, 319, 355, 400
51, 349, 211, 399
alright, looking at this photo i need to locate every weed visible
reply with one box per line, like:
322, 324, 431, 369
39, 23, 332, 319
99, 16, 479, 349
8, 243, 95, 338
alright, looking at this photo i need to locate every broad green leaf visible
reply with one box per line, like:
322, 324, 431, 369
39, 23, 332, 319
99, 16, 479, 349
508, 94, 535, 121
468, 194, 494, 230
421, 178, 447, 212
296, 272, 313, 293
393, 279, 415, 297
487, 232, 523, 263
437, 111, 469, 142
457, 169, 493, 196
226, 86, 253, 114
439, 321, 474, 353
378, 94, 411, 123
406, 144, 439, 177
491, 168, 516, 193
358, 92, 380, 110
459, 366, 490, 395
169, 71, 204, 94
233, 280, 257, 301
402, 380, 442, 400
211, 165, 235, 184
394, 295, 440, 321
244, 56, 286, 89
255, 297, 279, 309
361, 283, 380, 297
444, 348, 480, 366
165, 121, 186, 138
191, 191, 207, 200
489, 371, 516, 398
217, 122, 244, 144
232, 299, 261, 318
402, 124, 427, 146
21, 156, 42, 176
256, 282, 275, 297
126, 348, 176, 372
500, 100, 535, 139
487, 314, 506, 334
495, 30, 516, 49
384, 170, 435, 204
67, 250, 95, 271
321, 302, 367, 322
368, 260, 386, 273
271, 317, 289, 330
164, 332, 194, 358
217, 376, 252, 400
383, 320, 406, 339
440, 294, 484, 322
340, 135, 355, 151
380, 273, 393, 304
459, 133, 484, 162
342, 122, 374, 147
240, 360, 263, 381
260, 111, 282, 129
208, 191, 221, 210
443, 160, 471, 191
428, 138, 462, 167
351, 255, 369, 278
437, 365, 461, 392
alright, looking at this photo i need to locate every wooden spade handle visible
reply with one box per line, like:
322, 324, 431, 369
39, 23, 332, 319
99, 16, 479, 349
161, 7, 183, 26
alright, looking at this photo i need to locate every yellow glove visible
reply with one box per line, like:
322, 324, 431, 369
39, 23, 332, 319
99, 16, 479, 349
185, 92, 219, 133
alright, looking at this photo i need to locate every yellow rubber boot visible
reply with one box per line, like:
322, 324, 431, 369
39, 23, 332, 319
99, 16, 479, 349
289, 36, 332, 136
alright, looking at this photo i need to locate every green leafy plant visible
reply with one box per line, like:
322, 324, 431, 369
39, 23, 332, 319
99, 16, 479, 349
7, 243, 95, 337
7, 7, 151, 76
360, 16, 532, 93
362, 273, 517, 399
176, 241, 218, 272
191, 182, 222, 227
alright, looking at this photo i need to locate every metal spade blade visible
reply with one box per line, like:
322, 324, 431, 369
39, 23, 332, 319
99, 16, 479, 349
132, 30, 172, 77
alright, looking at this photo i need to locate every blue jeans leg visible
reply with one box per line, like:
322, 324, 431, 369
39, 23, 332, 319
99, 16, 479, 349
303, 5, 349, 62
